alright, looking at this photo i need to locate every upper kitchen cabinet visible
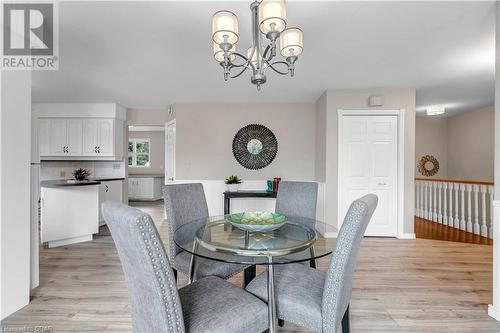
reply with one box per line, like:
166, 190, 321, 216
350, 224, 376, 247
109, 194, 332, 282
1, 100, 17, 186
34, 103, 126, 161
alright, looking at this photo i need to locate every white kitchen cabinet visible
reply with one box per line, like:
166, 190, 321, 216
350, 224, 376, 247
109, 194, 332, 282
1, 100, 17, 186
67, 119, 83, 155
82, 119, 98, 155
49, 119, 67, 155
98, 180, 124, 225
38, 117, 123, 160
128, 176, 164, 201
97, 119, 114, 156
38, 119, 51, 156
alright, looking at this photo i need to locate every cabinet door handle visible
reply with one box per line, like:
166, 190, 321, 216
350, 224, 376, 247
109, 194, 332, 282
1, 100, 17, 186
94, 146, 97, 153
105, 185, 109, 193
98, 146, 101, 153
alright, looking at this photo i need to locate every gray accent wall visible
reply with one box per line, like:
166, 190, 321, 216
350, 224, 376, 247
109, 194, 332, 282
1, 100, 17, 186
416, 106, 494, 182
174, 103, 316, 181
415, 116, 448, 178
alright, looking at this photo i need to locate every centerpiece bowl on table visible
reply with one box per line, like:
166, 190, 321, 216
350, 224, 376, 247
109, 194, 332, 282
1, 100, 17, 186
227, 212, 287, 233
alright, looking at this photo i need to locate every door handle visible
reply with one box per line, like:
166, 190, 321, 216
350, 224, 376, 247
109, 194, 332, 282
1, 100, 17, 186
378, 182, 387, 186
168, 177, 174, 181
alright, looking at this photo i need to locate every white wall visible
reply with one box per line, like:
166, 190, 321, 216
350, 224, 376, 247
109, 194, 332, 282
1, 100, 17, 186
317, 88, 416, 235
489, 2, 500, 322
128, 130, 165, 175
174, 103, 316, 181
415, 116, 448, 178
0, 71, 32, 319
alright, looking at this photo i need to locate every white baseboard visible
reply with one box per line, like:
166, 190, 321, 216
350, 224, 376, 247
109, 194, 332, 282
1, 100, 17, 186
491, 201, 500, 322
398, 233, 416, 240
489, 304, 500, 322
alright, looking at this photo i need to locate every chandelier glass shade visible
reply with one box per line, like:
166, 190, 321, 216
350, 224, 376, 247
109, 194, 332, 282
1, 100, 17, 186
211, 0, 303, 90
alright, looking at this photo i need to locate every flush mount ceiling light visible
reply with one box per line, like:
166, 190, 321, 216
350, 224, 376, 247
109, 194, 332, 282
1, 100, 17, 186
212, 0, 303, 90
426, 105, 446, 116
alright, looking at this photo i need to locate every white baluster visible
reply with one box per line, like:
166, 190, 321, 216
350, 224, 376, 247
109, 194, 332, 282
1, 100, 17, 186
466, 184, 473, 233
423, 181, 429, 220
473, 184, 480, 235
454, 183, 460, 228
460, 183, 466, 230
437, 182, 442, 224
443, 182, 448, 225
432, 182, 437, 222
416, 181, 421, 218
419, 181, 424, 219
429, 181, 434, 221
481, 185, 488, 237
448, 182, 454, 227
489, 185, 494, 238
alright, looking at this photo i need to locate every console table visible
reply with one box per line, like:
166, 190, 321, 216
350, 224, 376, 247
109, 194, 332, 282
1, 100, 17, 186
223, 190, 277, 215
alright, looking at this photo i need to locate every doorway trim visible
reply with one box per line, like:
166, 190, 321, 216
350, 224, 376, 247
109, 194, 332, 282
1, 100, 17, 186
337, 109, 406, 238
165, 119, 176, 183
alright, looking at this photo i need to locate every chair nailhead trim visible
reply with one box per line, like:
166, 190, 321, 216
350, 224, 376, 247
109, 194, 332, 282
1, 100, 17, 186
135, 215, 184, 333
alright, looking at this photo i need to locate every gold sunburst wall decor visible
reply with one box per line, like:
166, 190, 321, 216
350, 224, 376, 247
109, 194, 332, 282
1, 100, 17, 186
418, 155, 440, 177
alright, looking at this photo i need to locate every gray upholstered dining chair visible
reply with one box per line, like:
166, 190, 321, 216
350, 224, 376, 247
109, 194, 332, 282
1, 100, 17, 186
246, 194, 378, 333
102, 201, 268, 333
275, 181, 318, 268
163, 183, 247, 281
275, 181, 318, 220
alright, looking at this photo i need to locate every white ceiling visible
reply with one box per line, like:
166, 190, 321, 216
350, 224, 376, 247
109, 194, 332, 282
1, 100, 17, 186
32, 1, 496, 116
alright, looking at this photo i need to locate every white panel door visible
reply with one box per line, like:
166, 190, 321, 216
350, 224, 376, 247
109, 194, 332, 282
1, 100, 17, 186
165, 121, 176, 182
49, 119, 67, 155
82, 119, 98, 155
97, 119, 114, 156
38, 119, 51, 156
66, 119, 83, 155
340, 115, 398, 236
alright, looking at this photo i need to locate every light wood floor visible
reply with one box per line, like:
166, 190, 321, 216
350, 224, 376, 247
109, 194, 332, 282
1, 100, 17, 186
3, 201, 500, 332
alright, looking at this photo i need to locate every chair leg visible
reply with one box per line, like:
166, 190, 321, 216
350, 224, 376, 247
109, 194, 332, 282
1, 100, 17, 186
278, 319, 284, 327
173, 269, 177, 282
341, 305, 350, 333
309, 259, 316, 268
243, 265, 256, 287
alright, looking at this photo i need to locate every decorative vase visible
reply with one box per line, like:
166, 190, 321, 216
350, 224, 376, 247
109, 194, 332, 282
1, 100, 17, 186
227, 184, 240, 192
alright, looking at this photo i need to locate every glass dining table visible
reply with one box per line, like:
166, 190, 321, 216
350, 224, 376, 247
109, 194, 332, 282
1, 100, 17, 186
174, 215, 338, 333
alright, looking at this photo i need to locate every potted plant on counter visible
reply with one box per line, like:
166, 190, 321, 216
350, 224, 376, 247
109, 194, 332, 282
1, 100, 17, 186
225, 175, 242, 192
73, 168, 91, 181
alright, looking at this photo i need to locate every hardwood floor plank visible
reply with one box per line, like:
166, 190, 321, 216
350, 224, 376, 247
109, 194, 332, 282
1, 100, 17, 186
2, 200, 499, 332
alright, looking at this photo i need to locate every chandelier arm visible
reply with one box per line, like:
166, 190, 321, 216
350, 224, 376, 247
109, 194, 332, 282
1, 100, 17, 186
266, 61, 290, 75
228, 52, 252, 68
262, 45, 273, 62
230, 66, 249, 79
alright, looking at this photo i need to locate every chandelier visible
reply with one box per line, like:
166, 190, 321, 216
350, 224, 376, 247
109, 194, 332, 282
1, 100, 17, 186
212, 0, 304, 90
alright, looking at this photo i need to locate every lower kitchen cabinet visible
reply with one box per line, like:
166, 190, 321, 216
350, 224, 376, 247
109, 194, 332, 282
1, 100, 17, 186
99, 180, 124, 225
128, 176, 164, 201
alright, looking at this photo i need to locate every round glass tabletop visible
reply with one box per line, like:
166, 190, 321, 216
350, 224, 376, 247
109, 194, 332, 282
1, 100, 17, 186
173, 215, 338, 265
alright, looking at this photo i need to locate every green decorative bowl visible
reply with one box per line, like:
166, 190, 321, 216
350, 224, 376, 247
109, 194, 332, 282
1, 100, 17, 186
228, 212, 287, 233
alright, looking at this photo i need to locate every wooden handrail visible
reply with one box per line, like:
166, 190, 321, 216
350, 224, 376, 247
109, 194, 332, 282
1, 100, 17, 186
415, 178, 494, 186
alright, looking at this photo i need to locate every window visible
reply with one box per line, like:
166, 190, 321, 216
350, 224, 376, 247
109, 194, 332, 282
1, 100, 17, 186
128, 139, 151, 167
